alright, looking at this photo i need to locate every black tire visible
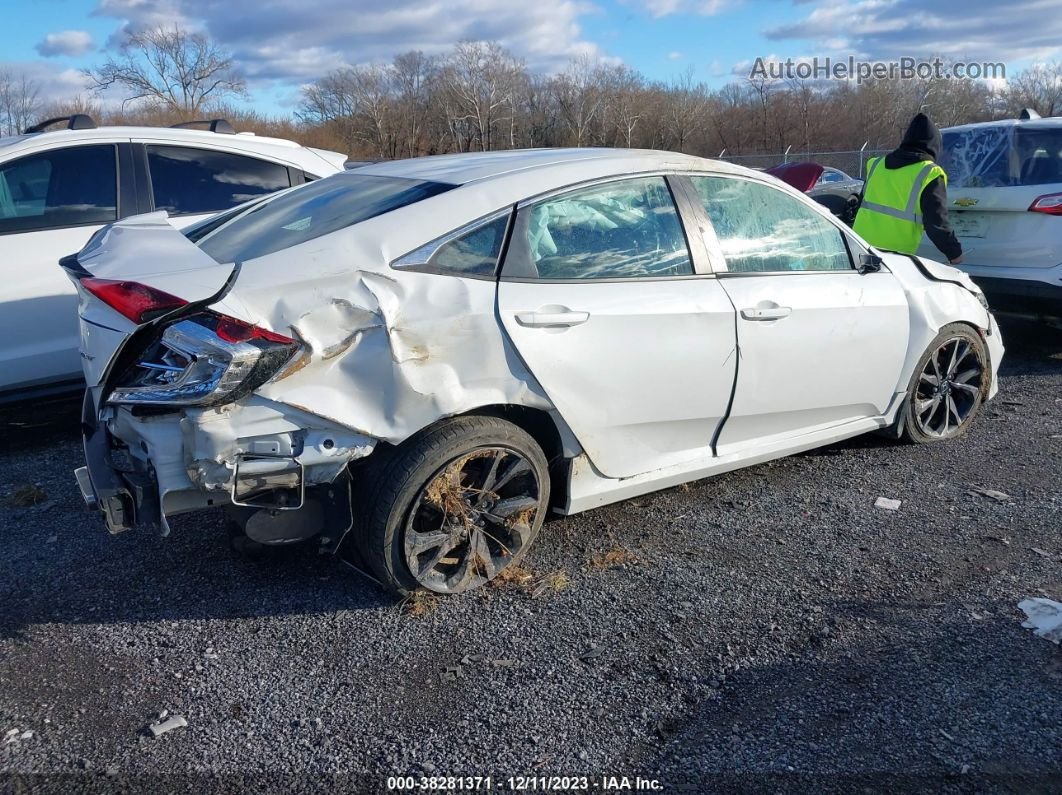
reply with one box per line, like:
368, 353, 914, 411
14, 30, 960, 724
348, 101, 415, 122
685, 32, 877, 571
350, 415, 550, 595
898, 323, 990, 444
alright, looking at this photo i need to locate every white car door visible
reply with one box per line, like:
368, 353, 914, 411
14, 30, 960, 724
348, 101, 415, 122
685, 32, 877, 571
686, 174, 911, 456
0, 141, 126, 394
496, 175, 737, 479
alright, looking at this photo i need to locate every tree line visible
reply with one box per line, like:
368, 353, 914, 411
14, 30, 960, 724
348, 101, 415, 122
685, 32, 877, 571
3, 26, 1061, 160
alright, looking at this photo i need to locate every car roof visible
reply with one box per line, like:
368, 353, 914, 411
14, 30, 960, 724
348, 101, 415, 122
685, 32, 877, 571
355, 147, 746, 186
0, 124, 346, 171
943, 117, 1062, 134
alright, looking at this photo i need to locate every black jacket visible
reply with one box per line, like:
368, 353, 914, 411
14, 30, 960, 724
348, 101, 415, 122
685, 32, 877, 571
872, 113, 962, 261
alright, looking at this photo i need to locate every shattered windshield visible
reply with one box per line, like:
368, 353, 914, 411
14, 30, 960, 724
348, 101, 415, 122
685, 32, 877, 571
941, 125, 1062, 188
195, 173, 454, 263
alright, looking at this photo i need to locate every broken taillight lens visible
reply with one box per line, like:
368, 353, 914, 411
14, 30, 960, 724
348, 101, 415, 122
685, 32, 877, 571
215, 314, 295, 345
107, 312, 300, 408
79, 278, 188, 323
1028, 193, 1062, 216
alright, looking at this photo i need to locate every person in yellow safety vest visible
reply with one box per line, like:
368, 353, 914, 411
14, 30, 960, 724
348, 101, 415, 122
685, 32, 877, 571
853, 112, 963, 265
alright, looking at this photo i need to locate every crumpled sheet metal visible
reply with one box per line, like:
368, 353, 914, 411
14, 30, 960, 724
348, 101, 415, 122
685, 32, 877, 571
213, 222, 555, 443
880, 252, 1003, 399
180, 398, 376, 492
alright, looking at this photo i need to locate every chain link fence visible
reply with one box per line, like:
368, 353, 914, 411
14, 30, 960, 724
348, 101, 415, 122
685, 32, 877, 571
717, 148, 890, 178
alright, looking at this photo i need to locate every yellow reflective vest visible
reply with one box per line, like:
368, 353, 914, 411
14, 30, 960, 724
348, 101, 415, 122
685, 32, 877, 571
853, 157, 947, 254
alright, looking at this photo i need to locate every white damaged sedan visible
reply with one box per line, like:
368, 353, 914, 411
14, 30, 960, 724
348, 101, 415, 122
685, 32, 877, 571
66, 148, 1003, 595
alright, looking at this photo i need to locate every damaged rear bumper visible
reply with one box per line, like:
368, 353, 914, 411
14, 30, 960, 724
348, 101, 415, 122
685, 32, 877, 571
74, 391, 377, 537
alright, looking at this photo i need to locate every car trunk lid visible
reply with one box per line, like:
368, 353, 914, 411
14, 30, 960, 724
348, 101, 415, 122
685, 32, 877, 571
62, 212, 237, 387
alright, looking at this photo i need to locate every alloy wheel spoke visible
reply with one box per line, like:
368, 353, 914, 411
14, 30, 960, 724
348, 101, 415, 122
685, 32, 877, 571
445, 548, 478, 592
947, 394, 962, 426
946, 341, 965, 378
952, 381, 980, 396
487, 495, 539, 520
470, 531, 498, 579
952, 366, 982, 385
492, 458, 532, 492
478, 450, 505, 494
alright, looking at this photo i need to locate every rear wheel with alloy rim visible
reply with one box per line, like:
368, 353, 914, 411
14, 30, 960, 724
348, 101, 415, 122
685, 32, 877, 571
900, 323, 989, 443
352, 416, 550, 595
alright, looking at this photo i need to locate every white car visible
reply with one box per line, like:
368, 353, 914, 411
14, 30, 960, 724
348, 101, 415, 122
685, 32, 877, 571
918, 113, 1062, 322
0, 114, 346, 401
67, 148, 1003, 596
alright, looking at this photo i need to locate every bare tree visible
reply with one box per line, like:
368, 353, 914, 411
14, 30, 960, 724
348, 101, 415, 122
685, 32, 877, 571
0, 69, 42, 136
1005, 61, 1062, 118
84, 25, 246, 114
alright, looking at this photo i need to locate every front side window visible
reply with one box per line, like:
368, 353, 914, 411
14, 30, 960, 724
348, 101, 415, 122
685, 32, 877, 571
196, 173, 454, 263
0, 145, 117, 234
691, 176, 851, 273
505, 176, 693, 280
147, 146, 291, 216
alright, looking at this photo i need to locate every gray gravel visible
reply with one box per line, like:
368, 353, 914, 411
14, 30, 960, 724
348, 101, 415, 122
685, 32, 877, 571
1, 322, 1060, 794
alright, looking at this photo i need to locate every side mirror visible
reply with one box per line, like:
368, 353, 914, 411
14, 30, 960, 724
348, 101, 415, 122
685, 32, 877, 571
858, 253, 883, 274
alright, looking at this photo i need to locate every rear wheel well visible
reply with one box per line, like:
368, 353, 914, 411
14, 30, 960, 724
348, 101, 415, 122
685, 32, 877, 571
470, 405, 569, 513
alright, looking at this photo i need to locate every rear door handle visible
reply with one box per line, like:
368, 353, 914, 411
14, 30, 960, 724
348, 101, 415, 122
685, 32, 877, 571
515, 309, 590, 328
740, 306, 792, 321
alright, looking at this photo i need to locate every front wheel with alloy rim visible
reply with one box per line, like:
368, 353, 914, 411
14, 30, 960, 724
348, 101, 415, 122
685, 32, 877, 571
899, 323, 990, 444
351, 416, 551, 595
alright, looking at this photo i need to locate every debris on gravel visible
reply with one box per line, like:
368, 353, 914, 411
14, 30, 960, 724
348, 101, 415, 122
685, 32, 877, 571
147, 715, 188, 738
1019, 599, 1062, 644
873, 496, 902, 510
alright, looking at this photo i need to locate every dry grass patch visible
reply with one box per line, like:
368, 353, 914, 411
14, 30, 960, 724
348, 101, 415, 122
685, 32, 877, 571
7, 484, 48, 507
400, 591, 439, 618
588, 546, 638, 570
489, 564, 535, 589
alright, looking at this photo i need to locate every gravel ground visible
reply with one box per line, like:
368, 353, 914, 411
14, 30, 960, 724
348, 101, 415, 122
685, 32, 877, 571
1, 322, 1060, 794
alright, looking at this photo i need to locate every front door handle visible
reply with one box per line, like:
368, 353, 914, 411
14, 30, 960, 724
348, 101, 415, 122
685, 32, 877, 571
740, 306, 792, 321
515, 309, 590, 328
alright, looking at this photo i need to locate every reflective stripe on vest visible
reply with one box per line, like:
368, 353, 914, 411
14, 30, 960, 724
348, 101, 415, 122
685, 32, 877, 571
853, 157, 946, 254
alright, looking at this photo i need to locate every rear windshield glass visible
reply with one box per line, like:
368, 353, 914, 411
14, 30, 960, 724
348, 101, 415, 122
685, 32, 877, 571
195, 173, 454, 263
941, 125, 1062, 188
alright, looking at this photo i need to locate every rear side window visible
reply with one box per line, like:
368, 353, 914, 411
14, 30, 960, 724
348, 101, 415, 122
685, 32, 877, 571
146, 145, 291, 216
393, 212, 510, 277
197, 173, 455, 263
0, 145, 117, 234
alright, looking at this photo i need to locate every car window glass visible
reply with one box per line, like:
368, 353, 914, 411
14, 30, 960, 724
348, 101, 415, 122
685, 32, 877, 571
428, 215, 509, 276
0, 145, 117, 234
691, 176, 851, 273
821, 170, 844, 183
518, 176, 692, 279
146, 146, 291, 216
197, 173, 454, 264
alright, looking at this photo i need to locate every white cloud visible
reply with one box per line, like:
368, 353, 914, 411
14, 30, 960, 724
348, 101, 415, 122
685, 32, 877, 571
0, 61, 94, 105
643, 0, 727, 18
764, 0, 1062, 65
35, 30, 95, 58
668, 51, 684, 60
92, 0, 607, 83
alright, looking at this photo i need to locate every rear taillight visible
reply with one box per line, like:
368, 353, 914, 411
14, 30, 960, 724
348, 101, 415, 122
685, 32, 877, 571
107, 312, 300, 408
80, 278, 188, 323
1028, 193, 1062, 215
215, 314, 295, 345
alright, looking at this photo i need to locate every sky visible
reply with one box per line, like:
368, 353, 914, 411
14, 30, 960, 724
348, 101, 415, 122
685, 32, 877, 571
1, 0, 1060, 116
